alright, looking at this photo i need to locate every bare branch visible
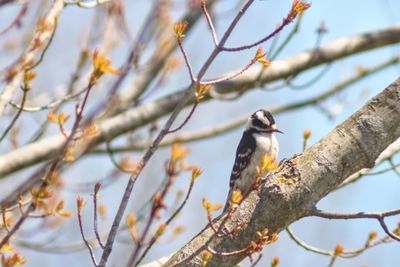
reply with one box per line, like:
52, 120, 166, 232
311, 209, 400, 241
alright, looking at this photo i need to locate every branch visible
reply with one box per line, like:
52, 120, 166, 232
0, 26, 399, 180
162, 78, 400, 266
310, 209, 400, 241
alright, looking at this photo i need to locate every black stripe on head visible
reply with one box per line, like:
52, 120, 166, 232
252, 116, 267, 129
250, 109, 275, 129
262, 110, 275, 125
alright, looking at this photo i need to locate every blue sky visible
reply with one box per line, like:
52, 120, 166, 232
0, 0, 399, 266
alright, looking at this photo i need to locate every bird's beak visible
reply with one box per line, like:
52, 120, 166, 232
272, 124, 284, 134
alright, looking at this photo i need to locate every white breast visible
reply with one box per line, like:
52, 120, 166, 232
236, 133, 279, 194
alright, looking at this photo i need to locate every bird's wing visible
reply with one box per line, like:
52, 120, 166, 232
229, 130, 256, 188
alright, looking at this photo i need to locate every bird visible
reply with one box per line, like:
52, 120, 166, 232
224, 109, 283, 211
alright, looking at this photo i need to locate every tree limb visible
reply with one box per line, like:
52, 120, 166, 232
163, 78, 400, 266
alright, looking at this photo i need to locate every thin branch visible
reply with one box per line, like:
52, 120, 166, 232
311, 209, 400, 241
177, 41, 197, 83
8, 86, 89, 112
93, 183, 105, 249
77, 196, 98, 266
65, 0, 112, 8
167, 101, 198, 133
134, 175, 196, 266
0, 86, 28, 142
201, 0, 219, 46
0, 3, 28, 36
388, 157, 400, 177
201, 57, 259, 85
221, 4, 303, 52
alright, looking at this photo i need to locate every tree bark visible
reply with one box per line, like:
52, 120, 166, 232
164, 77, 400, 266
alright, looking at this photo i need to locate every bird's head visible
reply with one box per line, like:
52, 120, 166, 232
246, 109, 283, 134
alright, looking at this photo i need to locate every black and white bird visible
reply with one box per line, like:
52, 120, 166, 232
224, 109, 282, 210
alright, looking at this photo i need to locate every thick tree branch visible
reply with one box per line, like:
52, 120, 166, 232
163, 78, 400, 266
0, 25, 400, 178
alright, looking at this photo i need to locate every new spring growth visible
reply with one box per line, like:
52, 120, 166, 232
126, 214, 139, 241
334, 244, 344, 256
302, 130, 312, 151
31, 187, 52, 200
229, 189, 243, 209
77, 196, 86, 211
171, 143, 189, 163
290, 0, 311, 21
47, 111, 70, 126
154, 223, 167, 240
191, 167, 202, 182
1, 252, 27, 267
54, 199, 73, 218
199, 0, 206, 8
202, 198, 222, 220
271, 257, 280, 267
247, 229, 279, 255
255, 48, 271, 68
201, 251, 213, 267
89, 49, 122, 86
173, 21, 188, 42
367, 231, 378, 245
257, 154, 278, 176
195, 84, 212, 102
22, 70, 36, 91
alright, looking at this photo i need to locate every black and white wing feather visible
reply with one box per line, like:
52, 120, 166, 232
224, 130, 256, 209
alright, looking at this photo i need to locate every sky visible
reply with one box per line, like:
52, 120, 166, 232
0, 0, 400, 266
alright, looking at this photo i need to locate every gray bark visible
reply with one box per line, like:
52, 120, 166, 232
164, 78, 400, 266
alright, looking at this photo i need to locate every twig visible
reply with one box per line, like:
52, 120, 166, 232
65, 0, 112, 8
200, 0, 219, 46
250, 253, 262, 267
388, 157, 400, 177
8, 86, 89, 112
177, 40, 197, 83
0, 86, 28, 142
93, 183, 105, 249
167, 101, 198, 133
134, 174, 196, 266
26, 15, 59, 71
127, 159, 180, 266
0, 3, 28, 36
311, 209, 400, 241
77, 196, 98, 266
221, 3, 304, 52
200, 56, 260, 85
1, 207, 10, 233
